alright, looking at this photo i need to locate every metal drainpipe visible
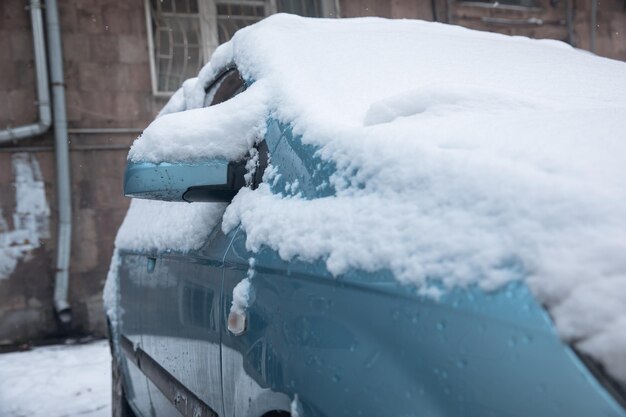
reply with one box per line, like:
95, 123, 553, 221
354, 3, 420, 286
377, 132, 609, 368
565, 0, 574, 46
45, 0, 73, 325
0, 0, 51, 143
591, 0, 598, 53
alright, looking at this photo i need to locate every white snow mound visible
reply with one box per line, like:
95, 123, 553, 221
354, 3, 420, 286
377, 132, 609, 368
129, 81, 269, 163
115, 199, 226, 252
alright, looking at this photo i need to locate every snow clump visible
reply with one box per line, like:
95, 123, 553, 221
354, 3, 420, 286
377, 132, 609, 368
129, 81, 269, 164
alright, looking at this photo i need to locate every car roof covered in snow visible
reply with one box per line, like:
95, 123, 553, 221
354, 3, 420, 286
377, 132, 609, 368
144, 13, 625, 154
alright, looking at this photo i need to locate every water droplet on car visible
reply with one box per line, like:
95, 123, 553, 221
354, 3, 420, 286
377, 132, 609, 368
364, 350, 380, 369
306, 354, 321, 366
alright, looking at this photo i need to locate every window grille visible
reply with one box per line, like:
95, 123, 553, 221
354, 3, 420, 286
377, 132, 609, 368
145, 0, 338, 95
277, 0, 323, 17
216, 1, 268, 43
457, 0, 538, 8
148, 0, 204, 93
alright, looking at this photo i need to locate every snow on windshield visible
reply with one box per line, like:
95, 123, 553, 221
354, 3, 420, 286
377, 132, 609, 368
116, 15, 626, 385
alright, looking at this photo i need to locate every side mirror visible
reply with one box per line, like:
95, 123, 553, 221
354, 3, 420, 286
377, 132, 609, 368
123, 159, 247, 203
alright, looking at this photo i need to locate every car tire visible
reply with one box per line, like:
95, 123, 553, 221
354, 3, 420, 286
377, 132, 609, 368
112, 356, 136, 417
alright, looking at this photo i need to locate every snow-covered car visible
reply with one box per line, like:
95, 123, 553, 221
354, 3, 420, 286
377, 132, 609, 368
105, 14, 626, 417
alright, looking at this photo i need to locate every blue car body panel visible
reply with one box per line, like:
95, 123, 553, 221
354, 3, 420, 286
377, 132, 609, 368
219, 119, 626, 417
223, 235, 626, 417
113, 117, 626, 417
124, 160, 230, 202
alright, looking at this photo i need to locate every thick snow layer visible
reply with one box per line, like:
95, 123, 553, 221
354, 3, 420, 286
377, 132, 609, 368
231, 277, 251, 315
121, 15, 626, 386
0, 153, 50, 279
103, 249, 121, 332
0, 341, 111, 417
230, 257, 256, 316
115, 199, 226, 252
129, 81, 269, 164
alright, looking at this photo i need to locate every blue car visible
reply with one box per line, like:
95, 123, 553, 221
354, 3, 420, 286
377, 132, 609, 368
106, 16, 626, 417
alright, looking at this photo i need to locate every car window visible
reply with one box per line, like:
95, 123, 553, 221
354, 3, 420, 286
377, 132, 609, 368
204, 68, 246, 107
204, 67, 267, 191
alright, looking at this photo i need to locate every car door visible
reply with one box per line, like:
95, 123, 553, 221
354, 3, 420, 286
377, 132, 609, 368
136, 68, 249, 417
117, 252, 156, 417
139, 224, 230, 417
220, 118, 324, 417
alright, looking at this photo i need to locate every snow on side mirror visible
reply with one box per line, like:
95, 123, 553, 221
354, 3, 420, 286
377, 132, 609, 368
123, 159, 246, 203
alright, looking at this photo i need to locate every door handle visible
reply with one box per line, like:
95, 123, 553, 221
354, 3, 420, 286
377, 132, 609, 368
146, 257, 156, 273
228, 309, 247, 336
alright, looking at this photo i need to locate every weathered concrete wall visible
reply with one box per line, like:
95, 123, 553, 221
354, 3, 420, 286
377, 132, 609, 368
340, 0, 435, 18
342, 0, 626, 61
0, 0, 165, 344
1, 0, 625, 345
448, 0, 626, 61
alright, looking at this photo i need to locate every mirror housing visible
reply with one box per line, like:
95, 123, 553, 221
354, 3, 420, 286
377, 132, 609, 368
123, 159, 246, 203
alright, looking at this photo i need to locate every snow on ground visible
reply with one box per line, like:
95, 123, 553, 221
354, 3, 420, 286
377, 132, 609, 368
0, 341, 111, 417
113, 15, 626, 386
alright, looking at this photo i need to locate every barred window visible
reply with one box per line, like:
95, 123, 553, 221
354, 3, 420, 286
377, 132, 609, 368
145, 0, 339, 95
457, 0, 538, 8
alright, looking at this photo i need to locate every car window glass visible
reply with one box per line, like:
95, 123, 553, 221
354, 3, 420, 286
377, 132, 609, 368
204, 68, 246, 107
202, 68, 252, 241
